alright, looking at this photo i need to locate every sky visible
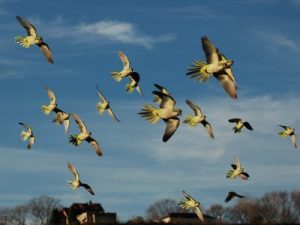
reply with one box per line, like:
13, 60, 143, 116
0, 0, 300, 221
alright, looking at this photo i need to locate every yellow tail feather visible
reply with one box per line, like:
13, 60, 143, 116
139, 105, 160, 124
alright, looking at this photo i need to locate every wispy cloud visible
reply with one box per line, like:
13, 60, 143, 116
255, 30, 300, 55
76, 20, 176, 49
166, 5, 217, 18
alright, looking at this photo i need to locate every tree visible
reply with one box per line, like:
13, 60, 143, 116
205, 204, 224, 222
28, 195, 60, 225
145, 198, 184, 221
0, 205, 29, 225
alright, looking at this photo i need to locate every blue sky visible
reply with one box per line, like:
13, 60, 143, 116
0, 0, 300, 221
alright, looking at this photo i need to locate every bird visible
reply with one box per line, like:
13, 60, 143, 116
52, 107, 71, 134
138, 91, 182, 142
69, 113, 103, 157
153, 83, 170, 104
67, 162, 95, 195
228, 118, 253, 133
278, 125, 297, 148
19, 122, 35, 149
184, 99, 214, 139
186, 36, 237, 99
225, 191, 245, 202
126, 72, 143, 96
96, 85, 120, 122
111, 51, 133, 82
226, 157, 249, 180
41, 87, 57, 115
15, 16, 54, 64
178, 190, 205, 224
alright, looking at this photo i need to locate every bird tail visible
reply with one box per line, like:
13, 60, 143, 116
20, 131, 29, 141
125, 84, 135, 93
69, 135, 80, 146
41, 105, 52, 115
111, 72, 123, 82
186, 60, 212, 82
96, 103, 105, 114
138, 105, 160, 124
177, 199, 191, 210
183, 115, 198, 128
15, 36, 31, 48
226, 170, 234, 178
278, 131, 288, 138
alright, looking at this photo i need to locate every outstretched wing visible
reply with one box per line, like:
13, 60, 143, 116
81, 183, 95, 195
201, 120, 214, 139
38, 42, 54, 64
96, 85, 106, 102
163, 118, 180, 142
186, 99, 202, 116
16, 16, 37, 36
45, 86, 56, 105
228, 118, 241, 123
107, 107, 120, 122
194, 207, 205, 224
214, 71, 237, 99
72, 113, 87, 133
243, 122, 253, 130
154, 83, 170, 95
19, 122, 31, 131
152, 91, 176, 110
291, 134, 297, 148
201, 36, 219, 64
118, 51, 130, 70
85, 137, 103, 157
67, 162, 80, 181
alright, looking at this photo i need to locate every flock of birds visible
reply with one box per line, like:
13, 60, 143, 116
14, 15, 298, 224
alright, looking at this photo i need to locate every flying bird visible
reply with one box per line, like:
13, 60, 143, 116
126, 72, 143, 96
225, 191, 245, 202
52, 107, 70, 134
186, 36, 237, 99
153, 83, 170, 104
178, 190, 205, 224
138, 91, 182, 142
19, 122, 35, 149
67, 162, 95, 195
69, 113, 103, 157
111, 51, 133, 82
15, 16, 54, 64
184, 99, 214, 139
278, 125, 297, 148
96, 85, 120, 122
41, 87, 57, 115
226, 157, 249, 180
228, 118, 253, 133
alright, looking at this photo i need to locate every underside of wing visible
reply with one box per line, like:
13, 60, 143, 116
16, 16, 37, 36
38, 42, 54, 64
118, 51, 130, 70
67, 162, 80, 181
72, 113, 87, 134
86, 137, 103, 157
214, 72, 237, 99
201, 36, 219, 64
163, 118, 180, 142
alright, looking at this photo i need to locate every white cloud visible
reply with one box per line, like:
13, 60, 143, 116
76, 20, 176, 49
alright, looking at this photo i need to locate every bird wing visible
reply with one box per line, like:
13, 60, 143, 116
291, 134, 297, 148
67, 162, 80, 181
243, 122, 253, 130
239, 172, 250, 180
118, 51, 130, 70
186, 99, 202, 116
45, 87, 56, 105
278, 124, 289, 130
107, 108, 120, 122
38, 42, 54, 64
96, 85, 106, 102
214, 71, 237, 99
152, 91, 176, 110
225, 192, 234, 202
80, 183, 95, 195
72, 113, 87, 134
228, 118, 241, 123
201, 120, 214, 139
163, 118, 180, 142
154, 83, 170, 95
85, 137, 103, 157
63, 119, 70, 134
28, 136, 35, 149
16, 16, 37, 36
201, 36, 219, 64
182, 190, 197, 202
19, 122, 31, 131
194, 207, 205, 224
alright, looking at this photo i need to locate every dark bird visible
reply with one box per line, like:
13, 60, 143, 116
15, 16, 54, 64
228, 118, 253, 133
278, 125, 297, 148
139, 91, 182, 142
67, 162, 95, 195
184, 99, 214, 139
225, 191, 245, 202
186, 36, 237, 99
69, 113, 103, 157
19, 122, 35, 149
